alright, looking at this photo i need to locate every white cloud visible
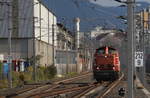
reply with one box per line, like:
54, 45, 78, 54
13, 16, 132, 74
90, 0, 150, 7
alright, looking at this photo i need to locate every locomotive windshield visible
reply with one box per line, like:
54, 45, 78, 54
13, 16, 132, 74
96, 47, 117, 54
97, 48, 105, 54
108, 48, 116, 54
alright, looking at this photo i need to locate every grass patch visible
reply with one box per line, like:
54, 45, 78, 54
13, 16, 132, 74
66, 72, 77, 77
0, 65, 57, 89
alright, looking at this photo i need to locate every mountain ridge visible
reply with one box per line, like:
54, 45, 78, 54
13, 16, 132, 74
43, 0, 150, 32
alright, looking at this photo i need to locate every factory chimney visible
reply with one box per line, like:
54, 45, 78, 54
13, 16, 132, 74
74, 17, 80, 49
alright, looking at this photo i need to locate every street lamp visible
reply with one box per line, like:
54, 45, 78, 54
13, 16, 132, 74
114, 0, 134, 4
119, 4, 127, 7
116, 16, 127, 20
114, 0, 123, 3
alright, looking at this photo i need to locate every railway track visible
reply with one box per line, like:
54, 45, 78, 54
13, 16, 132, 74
147, 73, 150, 77
0, 72, 92, 98
32, 73, 124, 98
1, 72, 124, 98
97, 73, 124, 98
33, 83, 93, 98
72, 73, 124, 98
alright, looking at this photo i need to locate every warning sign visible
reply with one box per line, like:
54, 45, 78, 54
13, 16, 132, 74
135, 52, 143, 67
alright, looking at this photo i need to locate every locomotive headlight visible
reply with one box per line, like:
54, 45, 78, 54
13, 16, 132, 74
96, 67, 99, 70
105, 56, 107, 58
113, 67, 115, 70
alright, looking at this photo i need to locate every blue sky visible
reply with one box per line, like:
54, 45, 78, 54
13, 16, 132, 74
90, 0, 150, 7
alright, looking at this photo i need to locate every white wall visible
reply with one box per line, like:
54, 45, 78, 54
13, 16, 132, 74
35, 40, 53, 66
40, 4, 48, 42
34, 0, 57, 46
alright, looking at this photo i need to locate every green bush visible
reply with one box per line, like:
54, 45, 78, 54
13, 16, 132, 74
36, 66, 47, 81
0, 79, 8, 89
29, 55, 43, 66
23, 66, 33, 83
0, 65, 58, 89
45, 65, 57, 79
66, 72, 77, 77
0, 62, 2, 79
12, 71, 23, 87
22, 65, 57, 83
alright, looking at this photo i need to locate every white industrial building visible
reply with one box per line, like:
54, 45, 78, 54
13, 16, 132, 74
91, 26, 116, 38
0, 0, 58, 66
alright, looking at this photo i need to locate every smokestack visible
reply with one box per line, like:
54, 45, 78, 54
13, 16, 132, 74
74, 17, 80, 49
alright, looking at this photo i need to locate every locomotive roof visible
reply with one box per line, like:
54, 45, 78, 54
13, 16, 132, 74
96, 46, 116, 50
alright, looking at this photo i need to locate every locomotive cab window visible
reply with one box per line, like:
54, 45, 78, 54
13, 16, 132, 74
108, 48, 116, 54
97, 49, 105, 54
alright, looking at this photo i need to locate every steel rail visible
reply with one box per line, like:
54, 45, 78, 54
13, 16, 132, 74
33, 85, 93, 98
73, 83, 103, 98
0, 85, 41, 97
96, 73, 124, 98
11, 84, 55, 98
7, 72, 92, 98
54, 72, 92, 84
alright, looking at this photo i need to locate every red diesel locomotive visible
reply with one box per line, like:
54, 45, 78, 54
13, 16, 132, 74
93, 46, 121, 81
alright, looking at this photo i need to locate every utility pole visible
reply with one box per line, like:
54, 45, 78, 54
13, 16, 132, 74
8, 24, 12, 88
66, 38, 69, 74
8, 19, 12, 88
33, 16, 36, 82
141, 9, 146, 86
127, 0, 135, 98
52, 16, 55, 66
0, 1, 13, 88
7, 1, 12, 88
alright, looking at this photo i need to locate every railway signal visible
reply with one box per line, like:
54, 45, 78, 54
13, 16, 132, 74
118, 87, 126, 97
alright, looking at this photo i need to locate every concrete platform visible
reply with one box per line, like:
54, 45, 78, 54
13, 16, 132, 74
136, 77, 150, 98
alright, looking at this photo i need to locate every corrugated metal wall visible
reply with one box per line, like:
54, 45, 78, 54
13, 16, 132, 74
55, 50, 77, 75
18, 0, 33, 37
0, 0, 12, 38
0, 0, 33, 38
35, 39, 53, 66
0, 38, 33, 60
0, 0, 57, 66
